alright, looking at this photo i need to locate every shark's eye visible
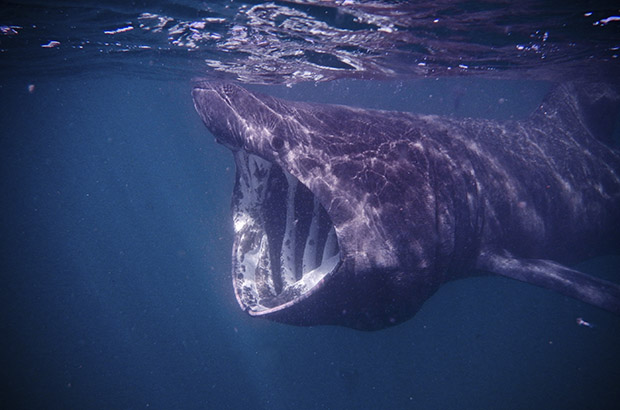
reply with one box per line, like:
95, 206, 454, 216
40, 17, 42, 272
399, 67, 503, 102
222, 83, 236, 95
271, 136, 285, 151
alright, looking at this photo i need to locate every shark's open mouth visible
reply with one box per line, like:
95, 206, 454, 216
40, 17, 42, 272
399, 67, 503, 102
231, 150, 341, 314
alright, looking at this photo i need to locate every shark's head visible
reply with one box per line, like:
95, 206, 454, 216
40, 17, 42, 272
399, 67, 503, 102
192, 82, 441, 330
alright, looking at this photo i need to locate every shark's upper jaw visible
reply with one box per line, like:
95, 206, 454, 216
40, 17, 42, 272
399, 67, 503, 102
230, 150, 342, 315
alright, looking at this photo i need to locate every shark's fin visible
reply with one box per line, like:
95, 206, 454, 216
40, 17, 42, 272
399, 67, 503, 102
531, 82, 620, 146
476, 248, 620, 314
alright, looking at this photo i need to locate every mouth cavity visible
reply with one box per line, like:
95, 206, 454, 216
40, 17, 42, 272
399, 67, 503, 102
231, 151, 341, 315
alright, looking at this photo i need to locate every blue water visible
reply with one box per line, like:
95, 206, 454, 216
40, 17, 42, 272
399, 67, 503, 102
2, 75, 619, 410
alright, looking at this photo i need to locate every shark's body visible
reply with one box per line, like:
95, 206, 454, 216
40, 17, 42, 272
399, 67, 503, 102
193, 82, 620, 330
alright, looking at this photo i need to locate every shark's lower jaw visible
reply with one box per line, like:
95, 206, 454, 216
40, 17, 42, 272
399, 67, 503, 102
230, 151, 341, 315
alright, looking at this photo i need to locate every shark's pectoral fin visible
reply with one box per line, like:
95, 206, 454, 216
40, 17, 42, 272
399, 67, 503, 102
476, 249, 620, 314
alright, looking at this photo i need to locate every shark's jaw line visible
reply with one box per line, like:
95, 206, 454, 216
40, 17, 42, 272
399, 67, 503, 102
231, 150, 341, 315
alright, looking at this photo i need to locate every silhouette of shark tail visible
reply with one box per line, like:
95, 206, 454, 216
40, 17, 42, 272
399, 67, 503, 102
532, 82, 620, 146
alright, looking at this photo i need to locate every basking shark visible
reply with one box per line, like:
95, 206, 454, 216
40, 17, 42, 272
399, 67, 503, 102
192, 81, 620, 330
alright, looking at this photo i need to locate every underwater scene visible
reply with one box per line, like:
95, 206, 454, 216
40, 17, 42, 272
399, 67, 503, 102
2, 1, 620, 409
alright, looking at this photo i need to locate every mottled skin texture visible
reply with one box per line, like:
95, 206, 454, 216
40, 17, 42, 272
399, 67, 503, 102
193, 82, 620, 330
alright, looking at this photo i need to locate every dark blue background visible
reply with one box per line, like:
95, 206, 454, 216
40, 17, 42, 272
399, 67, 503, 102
1, 77, 619, 410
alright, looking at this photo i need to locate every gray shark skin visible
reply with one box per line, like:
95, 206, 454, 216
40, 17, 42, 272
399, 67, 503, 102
192, 82, 620, 330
